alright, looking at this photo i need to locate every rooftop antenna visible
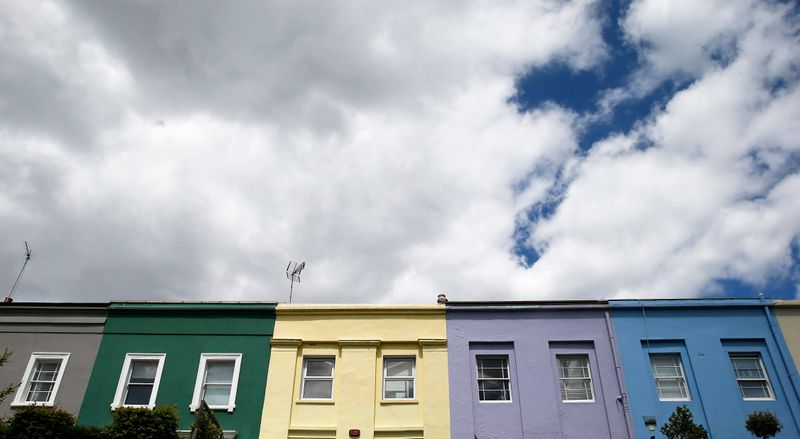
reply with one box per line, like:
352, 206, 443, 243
5, 241, 32, 303
286, 261, 305, 303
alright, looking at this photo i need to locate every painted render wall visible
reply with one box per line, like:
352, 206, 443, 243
775, 300, 800, 371
78, 302, 275, 439
0, 303, 107, 417
611, 299, 800, 439
259, 304, 450, 439
446, 303, 632, 439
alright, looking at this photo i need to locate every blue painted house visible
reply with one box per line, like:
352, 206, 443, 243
610, 299, 800, 438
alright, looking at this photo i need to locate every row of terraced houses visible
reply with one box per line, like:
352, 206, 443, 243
2, 297, 800, 438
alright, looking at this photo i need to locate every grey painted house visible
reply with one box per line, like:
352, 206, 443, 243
0, 302, 107, 417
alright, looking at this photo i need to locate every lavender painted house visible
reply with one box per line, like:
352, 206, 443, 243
446, 300, 633, 439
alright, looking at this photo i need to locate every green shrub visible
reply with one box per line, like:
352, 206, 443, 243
0, 417, 9, 439
7, 406, 76, 439
72, 424, 109, 439
660, 405, 709, 439
746, 411, 782, 439
190, 407, 223, 439
106, 406, 180, 439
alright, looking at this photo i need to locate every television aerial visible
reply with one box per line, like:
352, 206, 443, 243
5, 241, 32, 303
286, 261, 305, 303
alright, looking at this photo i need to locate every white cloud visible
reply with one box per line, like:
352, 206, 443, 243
0, 0, 604, 302
526, 0, 800, 298
1, 0, 797, 303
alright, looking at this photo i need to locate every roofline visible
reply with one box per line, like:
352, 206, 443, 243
446, 300, 609, 311
0, 301, 108, 308
609, 298, 772, 309
774, 300, 800, 308
276, 304, 444, 316
110, 301, 277, 311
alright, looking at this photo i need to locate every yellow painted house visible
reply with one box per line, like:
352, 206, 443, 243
775, 300, 800, 369
259, 304, 450, 439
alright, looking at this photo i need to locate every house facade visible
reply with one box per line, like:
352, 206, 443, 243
259, 304, 450, 439
77, 302, 275, 438
610, 299, 800, 438
775, 300, 800, 371
445, 301, 633, 439
0, 302, 107, 417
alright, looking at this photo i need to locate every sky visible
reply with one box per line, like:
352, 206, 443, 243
1, 0, 798, 304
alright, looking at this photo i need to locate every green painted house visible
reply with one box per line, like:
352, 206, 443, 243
78, 302, 276, 439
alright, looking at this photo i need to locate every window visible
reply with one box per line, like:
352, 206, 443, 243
11, 353, 70, 406
383, 357, 415, 399
301, 357, 335, 399
650, 354, 690, 401
190, 354, 242, 412
730, 353, 774, 400
476, 356, 511, 402
111, 354, 166, 409
556, 355, 594, 402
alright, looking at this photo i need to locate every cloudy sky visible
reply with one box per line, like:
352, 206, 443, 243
1, 0, 798, 303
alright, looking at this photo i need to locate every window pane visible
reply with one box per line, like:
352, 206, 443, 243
206, 361, 234, 384
385, 379, 414, 399
302, 379, 333, 399
739, 380, 770, 398
124, 384, 153, 405
385, 359, 413, 377
32, 361, 61, 382
306, 359, 334, 377
477, 358, 508, 379
203, 384, 232, 406
26, 382, 54, 402
478, 384, 510, 401
129, 360, 158, 384
558, 356, 590, 378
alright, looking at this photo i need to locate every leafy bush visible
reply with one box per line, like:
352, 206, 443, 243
660, 405, 709, 439
746, 411, 782, 439
7, 406, 77, 439
106, 406, 180, 439
73, 424, 110, 439
0, 348, 18, 405
190, 407, 223, 439
0, 417, 9, 439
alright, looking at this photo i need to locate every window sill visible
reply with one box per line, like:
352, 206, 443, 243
380, 399, 418, 405
295, 399, 335, 405
561, 400, 596, 404
111, 404, 155, 411
11, 401, 55, 408
190, 405, 235, 413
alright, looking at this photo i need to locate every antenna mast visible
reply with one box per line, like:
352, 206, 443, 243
5, 241, 32, 303
286, 261, 305, 303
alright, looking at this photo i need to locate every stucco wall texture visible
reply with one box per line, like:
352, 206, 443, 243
445, 304, 632, 439
775, 300, 800, 370
0, 303, 106, 417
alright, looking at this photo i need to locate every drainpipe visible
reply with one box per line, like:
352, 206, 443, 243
605, 310, 635, 439
762, 302, 800, 434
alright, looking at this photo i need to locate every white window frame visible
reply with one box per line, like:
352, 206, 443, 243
190, 353, 242, 412
300, 357, 335, 400
11, 352, 70, 407
111, 353, 166, 410
650, 354, 691, 401
556, 354, 595, 403
730, 353, 775, 401
476, 355, 512, 403
382, 357, 416, 400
